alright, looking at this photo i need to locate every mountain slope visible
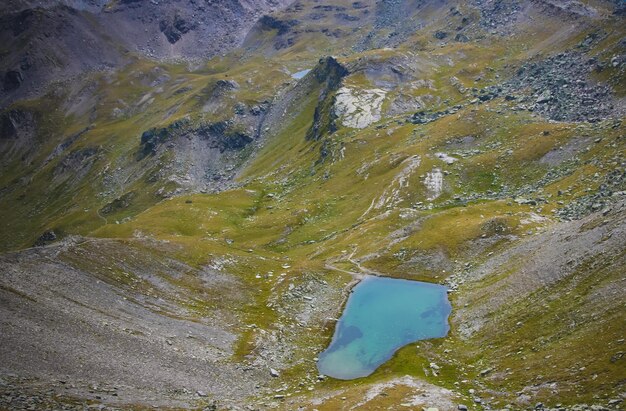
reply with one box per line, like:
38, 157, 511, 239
0, 0, 293, 107
0, 0, 625, 410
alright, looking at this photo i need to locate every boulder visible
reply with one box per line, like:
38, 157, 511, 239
34, 230, 56, 247
536, 90, 553, 104
159, 14, 196, 44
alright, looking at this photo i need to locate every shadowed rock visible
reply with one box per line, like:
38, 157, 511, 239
305, 57, 349, 142
3, 70, 23, 91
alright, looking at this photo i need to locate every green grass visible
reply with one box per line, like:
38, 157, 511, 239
1, 7, 625, 408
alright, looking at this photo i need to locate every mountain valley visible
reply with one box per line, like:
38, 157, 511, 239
0, 1, 625, 410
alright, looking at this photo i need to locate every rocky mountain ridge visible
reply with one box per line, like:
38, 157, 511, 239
0, 0, 293, 107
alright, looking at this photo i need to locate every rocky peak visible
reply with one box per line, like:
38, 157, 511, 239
305, 57, 349, 143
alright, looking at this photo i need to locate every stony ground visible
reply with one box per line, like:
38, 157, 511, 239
0, 240, 257, 409
1, 0, 625, 410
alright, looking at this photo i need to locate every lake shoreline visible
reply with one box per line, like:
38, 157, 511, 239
317, 272, 452, 380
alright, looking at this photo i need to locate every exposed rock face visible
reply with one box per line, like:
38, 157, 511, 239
159, 13, 195, 44
455, 33, 470, 42
310, 56, 349, 90
138, 118, 257, 193
258, 15, 298, 35
140, 120, 254, 158
245, 13, 302, 50
334, 87, 386, 129
305, 57, 349, 142
3, 70, 23, 91
197, 122, 254, 152
139, 119, 189, 158
33, 230, 56, 246
212, 79, 240, 97
424, 168, 443, 201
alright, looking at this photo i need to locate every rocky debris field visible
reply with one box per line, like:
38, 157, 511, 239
1, 0, 625, 410
501, 50, 624, 123
0, 239, 264, 409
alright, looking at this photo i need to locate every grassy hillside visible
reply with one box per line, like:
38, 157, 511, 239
0, 0, 625, 409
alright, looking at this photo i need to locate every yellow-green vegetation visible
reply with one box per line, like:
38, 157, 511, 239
1, 1, 625, 409
85, 84, 623, 407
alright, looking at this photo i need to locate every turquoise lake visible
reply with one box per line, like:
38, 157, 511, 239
317, 276, 451, 380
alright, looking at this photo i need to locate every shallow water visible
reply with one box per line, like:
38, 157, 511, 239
317, 276, 451, 380
291, 69, 311, 79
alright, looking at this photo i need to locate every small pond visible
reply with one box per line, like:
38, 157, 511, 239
291, 69, 311, 79
317, 276, 451, 380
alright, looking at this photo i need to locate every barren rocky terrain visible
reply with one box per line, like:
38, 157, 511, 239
0, 0, 625, 410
